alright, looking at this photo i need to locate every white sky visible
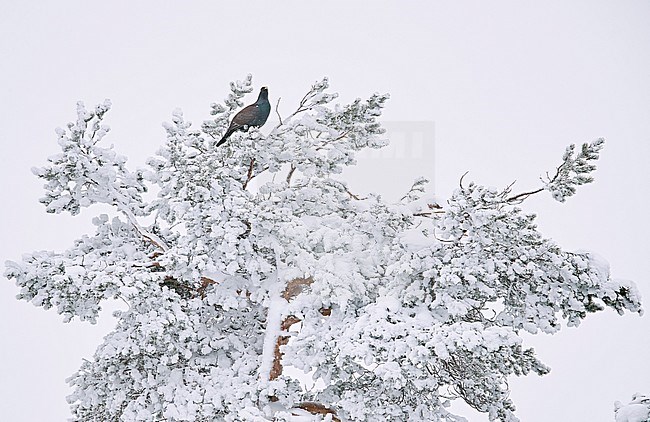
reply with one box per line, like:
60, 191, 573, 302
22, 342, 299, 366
1, 1, 649, 421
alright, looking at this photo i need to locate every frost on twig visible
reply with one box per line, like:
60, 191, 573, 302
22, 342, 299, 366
507, 138, 605, 203
401, 176, 429, 203
544, 138, 605, 202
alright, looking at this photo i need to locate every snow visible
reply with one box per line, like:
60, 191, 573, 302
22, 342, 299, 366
259, 282, 288, 385
615, 394, 650, 422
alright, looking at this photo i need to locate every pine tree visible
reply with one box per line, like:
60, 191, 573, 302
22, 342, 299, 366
5, 75, 642, 421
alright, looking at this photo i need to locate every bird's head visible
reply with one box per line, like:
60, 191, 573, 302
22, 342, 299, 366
258, 86, 269, 101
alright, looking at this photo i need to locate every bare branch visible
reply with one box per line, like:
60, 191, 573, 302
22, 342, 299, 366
271, 83, 322, 131
275, 97, 283, 125
505, 187, 545, 204
412, 210, 445, 217
345, 187, 367, 201
506, 164, 562, 203
459, 171, 470, 189
286, 164, 296, 185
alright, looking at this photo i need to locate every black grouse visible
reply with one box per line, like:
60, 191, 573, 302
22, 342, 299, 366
217, 87, 271, 147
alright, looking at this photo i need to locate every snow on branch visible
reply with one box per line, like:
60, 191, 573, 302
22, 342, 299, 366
400, 176, 429, 203
615, 393, 650, 422
507, 138, 605, 203
32, 100, 148, 216
544, 138, 605, 202
4, 213, 158, 323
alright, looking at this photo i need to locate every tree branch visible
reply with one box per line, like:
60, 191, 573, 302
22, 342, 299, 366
242, 158, 256, 190
275, 97, 283, 125
345, 187, 366, 201
271, 84, 320, 131
505, 187, 545, 204
314, 130, 351, 151
293, 402, 341, 421
286, 164, 296, 185
506, 163, 563, 203
414, 203, 443, 217
459, 171, 470, 190
197, 276, 217, 298
118, 205, 169, 252
270, 277, 324, 382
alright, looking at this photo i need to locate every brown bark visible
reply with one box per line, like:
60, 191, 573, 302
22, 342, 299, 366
269, 278, 314, 381
293, 402, 341, 421
269, 315, 301, 381
268, 277, 339, 420
197, 276, 217, 298
281, 277, 314, 300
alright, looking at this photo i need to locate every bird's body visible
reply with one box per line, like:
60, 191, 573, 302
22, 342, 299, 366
217, 87, 270, 147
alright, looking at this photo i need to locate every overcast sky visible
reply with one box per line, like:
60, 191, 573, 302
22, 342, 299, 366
1, 1, 649, 421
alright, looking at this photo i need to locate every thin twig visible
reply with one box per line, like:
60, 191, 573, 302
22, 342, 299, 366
505, 187, 544, 203
459, 171, 470, 189
412, 210, 445, 217
296, 89, 315, 113
117, 294, 131, 309
272, 87, 316, 131
275, 97, 283, 125
432, 228, 457, 243
286, 164, 296, 185
315, 130, 351, 151
191, 139, 207, 154
345, 187, 367, 201
506, 163, 563, 203
129, 261, 162, 268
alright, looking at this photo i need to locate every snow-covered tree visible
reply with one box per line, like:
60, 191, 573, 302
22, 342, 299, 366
615, 394, 650, 422
5, 75, 643, 421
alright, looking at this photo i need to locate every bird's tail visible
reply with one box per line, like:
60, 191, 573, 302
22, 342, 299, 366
216, 127, 235, 147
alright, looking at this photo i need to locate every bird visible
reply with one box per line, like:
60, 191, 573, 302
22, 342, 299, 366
217, 87, 271, 147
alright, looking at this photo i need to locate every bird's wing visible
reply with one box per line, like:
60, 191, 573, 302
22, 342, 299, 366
232, 104, 260, 127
